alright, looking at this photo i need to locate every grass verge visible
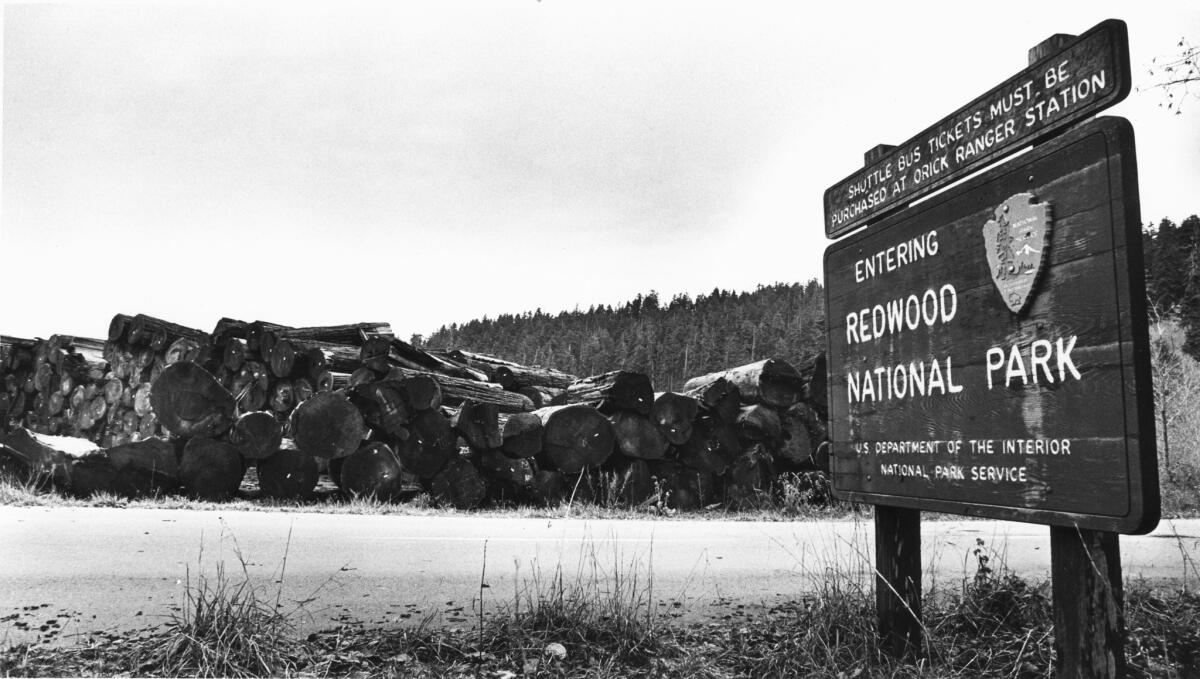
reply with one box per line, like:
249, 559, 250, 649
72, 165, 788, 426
5, 537, 1200, 678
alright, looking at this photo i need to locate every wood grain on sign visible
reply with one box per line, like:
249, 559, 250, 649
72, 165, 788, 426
823, 117, 1157, 534
823, 19, 1130, 238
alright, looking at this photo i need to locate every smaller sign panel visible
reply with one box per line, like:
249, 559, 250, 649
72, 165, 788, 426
823, 19, 1130, 238
824, 117, 1157, 534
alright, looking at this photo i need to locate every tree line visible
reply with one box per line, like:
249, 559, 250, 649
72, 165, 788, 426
415, 215, 1200, 387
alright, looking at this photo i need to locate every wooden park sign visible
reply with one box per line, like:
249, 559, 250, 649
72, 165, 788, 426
825, 116, 1157, 534
821, 20, 1157, 678
823, 19, 1130, 238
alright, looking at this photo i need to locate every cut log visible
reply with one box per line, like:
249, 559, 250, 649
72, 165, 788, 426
361, 337, 488, 381
517, 386, 564, 409
400, 409, 458, 478
293, 377, 315, 404
450, 399, 502, 450
338, 441, 415, 500
257, 443, 319, 501
291, 391, 366, 459
223, 338, 248, 372
107, 314, 134, 343
609, 456, 654, 506
385, 366, 530, 413
165, 337, 208, 366
723, 445, 775, 509
684, 358, 803, 409
105, 437, 180, 496
179, 437, 244, 500
531, 469, 567, 506
477, 449, 535, 486
776, 404, 816, 468
275, 322, 394, 346
683, 376, 741, 422
149, 362, 236, 439
608, 411, 668, 460
128, 314, 211, 350
500, 412, 543, 458
246, 321, 289, 355
350, 381, 412, 436
802, 352, 828, 419
430, 455, 487, 510
736, 405, 782, 442
648, 460, 714, 511
565, 370, 653, 415
230, 411, 283, 460
535, 404, 615, 474
493, 364, 578, 391
133, 383, 153, 417
650, 392, 698, 445
676, 415, 739, 475
0, 428, 102, 488
269, 380, 296, 413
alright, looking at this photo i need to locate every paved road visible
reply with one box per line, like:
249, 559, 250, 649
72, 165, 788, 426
4, 507, 1200, 646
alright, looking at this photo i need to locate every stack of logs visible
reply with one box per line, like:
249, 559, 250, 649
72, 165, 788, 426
0, 312, 830, 511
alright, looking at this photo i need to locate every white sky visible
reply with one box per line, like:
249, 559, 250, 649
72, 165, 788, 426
2, 1, 1198, 341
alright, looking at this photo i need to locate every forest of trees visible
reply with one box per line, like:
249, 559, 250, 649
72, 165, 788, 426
1143, 215, 1200, 356
415, 215, 1200, 389
417, 281, 826, 391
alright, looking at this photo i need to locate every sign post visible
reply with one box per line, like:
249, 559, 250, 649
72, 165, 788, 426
822, 21, 1156, 677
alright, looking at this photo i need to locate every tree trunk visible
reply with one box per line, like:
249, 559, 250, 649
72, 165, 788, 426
651, 392, 698, 445
361, 337, 488, 381
499, 412, 543, 458
685, 358, 803, 409
565, 370, 654, 415
430, 455, 487, 509
256, 443, 319, 501
683, 376, 741, 422
776, 405, 816, 468
609, 411, 669, 460
338, 441, 415, 500
450, 399, 502, 450
274, 322, 394, 346
230, 411, 283, 460
291, 391, 366, 459
150, 361, 236, 439
535, 404, 615, 474
179, 437, 245, 500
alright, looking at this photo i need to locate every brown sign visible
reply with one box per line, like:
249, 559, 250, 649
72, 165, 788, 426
823, 117, 1157, 534
823, 19, 1130, 239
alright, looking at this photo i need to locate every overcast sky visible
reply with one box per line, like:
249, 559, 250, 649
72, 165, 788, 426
3, 1, 1198, 341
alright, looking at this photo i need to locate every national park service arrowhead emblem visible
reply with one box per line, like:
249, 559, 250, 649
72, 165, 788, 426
982, 193, 1052, 314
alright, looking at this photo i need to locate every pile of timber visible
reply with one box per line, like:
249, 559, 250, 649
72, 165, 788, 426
2, 334, 112, 440
1, 311, 832, 512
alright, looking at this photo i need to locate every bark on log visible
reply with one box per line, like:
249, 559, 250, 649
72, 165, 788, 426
257, 443, 319, 500
500, 412, 543, 458
430, 455, 487, 509
535, 404, 615, 474
683, 377, 741, 422
338, 441, 415, 500
150, 362, 236, 439
450, 399, 502, 450
565, 370, 654, 415
736, 405, 782, 442
385, 366, 531, 413
517, 386, 564, 409
230, 411, 283, 460
400, 408, 458, 478
0, 428, 103, 488
493, 364, 578, 391
350, 381, 412, 436
477, 449, 535, 486
676, 415, 739, 475
275, 322, 394, 346
684, 358, 803, 409
651, 392, 698, 445
609, 411, 668, 460
179, 437, 244, 500
291, 391, 366, 459
361, 337, 487, 381
105, 437, 180, 496
246, 321, 288, 355
108, 314, 134, 343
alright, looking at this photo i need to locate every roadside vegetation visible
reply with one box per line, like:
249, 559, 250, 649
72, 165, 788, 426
4, 534, 1200, 677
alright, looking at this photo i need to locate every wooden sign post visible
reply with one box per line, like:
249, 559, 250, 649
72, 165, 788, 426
822, 20, 1157, 676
